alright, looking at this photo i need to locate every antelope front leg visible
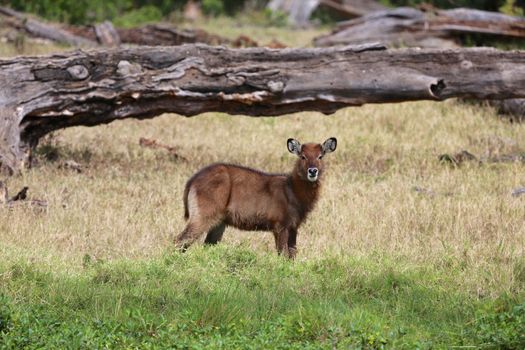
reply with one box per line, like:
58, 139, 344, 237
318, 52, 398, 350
287, 228, 298, 260
273, 228, 289, 257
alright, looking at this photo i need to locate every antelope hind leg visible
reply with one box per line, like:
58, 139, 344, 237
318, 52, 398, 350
204, 222, 226, 245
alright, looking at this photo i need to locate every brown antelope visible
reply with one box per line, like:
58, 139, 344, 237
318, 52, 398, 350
175, 137, 337, 259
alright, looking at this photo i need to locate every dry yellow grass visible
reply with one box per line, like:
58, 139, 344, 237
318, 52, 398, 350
1, 21, 524, 302
1, 101, 525, 297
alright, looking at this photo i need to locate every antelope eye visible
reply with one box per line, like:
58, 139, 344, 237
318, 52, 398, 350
301, 155, 307, 160
318, 155, 324, 160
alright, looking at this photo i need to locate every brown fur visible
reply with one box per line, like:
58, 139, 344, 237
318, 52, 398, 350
175, 138, 337, 259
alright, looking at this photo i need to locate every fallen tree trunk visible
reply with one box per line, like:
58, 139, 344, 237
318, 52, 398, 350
67, 23, 231, 47
0, 6, 97, 47
1, 43, 525, 173
0, 6, 234, 47
314, 7, 525, 48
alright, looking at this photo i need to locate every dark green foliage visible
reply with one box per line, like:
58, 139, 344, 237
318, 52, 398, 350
262, 8, 289, 27
0, 295, 12, 334
470, 303, 525, 349
0, 0, 250, 25
202, 0, 224, 17
113, 5, 163, 28
2, 0, 137, 25
201, 0, 245, 16
499, 0, 524, 16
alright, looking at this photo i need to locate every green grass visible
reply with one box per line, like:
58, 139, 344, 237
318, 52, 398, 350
1, 246, 523, 349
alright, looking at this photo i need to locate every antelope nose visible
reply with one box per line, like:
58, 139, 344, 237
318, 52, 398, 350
308, 168, 318, 176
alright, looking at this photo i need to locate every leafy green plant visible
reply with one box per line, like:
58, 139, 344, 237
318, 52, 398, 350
470, 303, 525, 349
113, 5, 163, 27
202, 0, 224, 17
499, 0, 524, 16
263, 8, 289, 27
0, 295, 12, 334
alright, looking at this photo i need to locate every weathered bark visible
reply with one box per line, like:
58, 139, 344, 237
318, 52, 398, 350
314, 7, 525, 48
93, 21, 120, 47
1, 43, 525, 173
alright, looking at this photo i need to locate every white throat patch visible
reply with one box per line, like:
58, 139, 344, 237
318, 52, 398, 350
307, 174, 318, 182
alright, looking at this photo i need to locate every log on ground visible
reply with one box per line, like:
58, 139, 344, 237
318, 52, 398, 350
1, 43, 525, 173
0, 6, 235, 48
0, 6, 97, 47
67, 23, 232, 47
314, 7, 525, 48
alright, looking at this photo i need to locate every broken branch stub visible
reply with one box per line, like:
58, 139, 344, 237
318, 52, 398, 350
1, 43, 525, 173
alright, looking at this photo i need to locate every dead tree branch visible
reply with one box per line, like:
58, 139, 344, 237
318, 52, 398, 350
0, 6, 97, 47
1, 43, 525, 173
0, 6, 235, 47
314, 7, 525, 48
67, 23, 231, 47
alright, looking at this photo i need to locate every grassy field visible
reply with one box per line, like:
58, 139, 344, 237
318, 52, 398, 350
1, 19, 525, 349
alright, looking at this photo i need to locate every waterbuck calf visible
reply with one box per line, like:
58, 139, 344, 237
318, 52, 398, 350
175, 137, 337, 259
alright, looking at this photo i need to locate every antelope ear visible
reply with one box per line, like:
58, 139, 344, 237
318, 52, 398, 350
322, 137, 337, 154
287, 138, 301, 155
